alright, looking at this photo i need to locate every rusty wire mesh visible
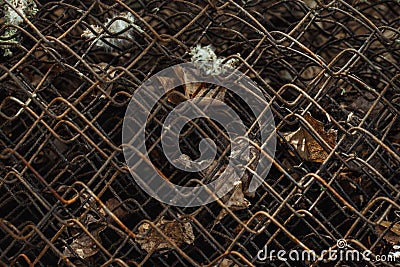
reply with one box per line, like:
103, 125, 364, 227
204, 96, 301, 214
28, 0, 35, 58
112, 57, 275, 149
1, 0, 400, 266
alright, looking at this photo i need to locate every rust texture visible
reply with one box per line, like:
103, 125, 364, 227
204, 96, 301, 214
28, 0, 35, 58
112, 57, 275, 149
0, 0, 400, 266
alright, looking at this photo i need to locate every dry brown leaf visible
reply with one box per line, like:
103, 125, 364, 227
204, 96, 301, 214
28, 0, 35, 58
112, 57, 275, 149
209, 139, 259, 199
153, 75, 187, 105
80, 193, 127, 219
157, 65, 226, 105
64, 195, 106, 258
215, 181, 250, 224
96, 62, 118, 80
283, 112, 337, 163
135, 218, 195, 253
375, 221, 400, 245
63, 217, 103, 260
177, 66, 226, 100
80, 193, 97, 210
167, 91, 188, 105
222, 182, 250, 210
91, 63, 117, 98
63, 234, 99, 259
63, 197, 128, 259
68, 214, 101, 238
172, 154, 214, 171
105, 198, 128, 219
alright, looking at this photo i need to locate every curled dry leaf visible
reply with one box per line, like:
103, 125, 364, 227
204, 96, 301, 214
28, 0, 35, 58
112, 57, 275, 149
215, 181, 250, 224
154, 75, 187, 105
80, 192, 97, 211
91, 62, 118, 98
210, 138, 259, 199
183, 81, 227, 103
181, 68, 225, 100
300, 65, 322, 80
95, 62, 118, 81
375, 221, 400, 245
63, 233, 99, 259
175, 138, 258, 225
172, 154, 214, 174
67, 214, 101, 238
222, 182, 250, 211
283, 112, 337, 163
157, 65, 226, 105
80, 193, 127, 220
230, 138, 259, 197
63, 195, 128, 260
135, 218, 195, 253
63, 194, 109, 259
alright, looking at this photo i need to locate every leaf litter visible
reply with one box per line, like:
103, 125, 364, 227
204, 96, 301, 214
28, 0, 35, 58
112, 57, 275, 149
63, 194, 128, 259
375, 221, 400, 245
135, 217, 195, 253
283, 112, 337, 163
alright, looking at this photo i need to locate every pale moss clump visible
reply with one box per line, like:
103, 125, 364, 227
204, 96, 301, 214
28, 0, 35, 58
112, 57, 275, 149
81, 12, 143, 51
1, 0, 38, 56
189, 44, 240, 75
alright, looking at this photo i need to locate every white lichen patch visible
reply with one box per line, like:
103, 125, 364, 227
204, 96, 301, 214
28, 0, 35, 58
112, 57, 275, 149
4, 0, 38, 25
189, 44, 240, 75
81, 12, 143, 50
1, 0, 38, 56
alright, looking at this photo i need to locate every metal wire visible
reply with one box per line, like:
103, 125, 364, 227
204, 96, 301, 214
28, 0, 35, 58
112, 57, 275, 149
1, 0, 400, 266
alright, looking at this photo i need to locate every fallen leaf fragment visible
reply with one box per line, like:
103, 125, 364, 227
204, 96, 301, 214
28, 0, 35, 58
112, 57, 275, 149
105, 198, 128, 219
64, 195, 126, 260
283, 112, 337, 163
172, 154, 214, 172
215, 181, 250, 224
176, 65, 226, 100
375, 221, 400, 245
63, 233, 99, 259
135, 218, 195, 253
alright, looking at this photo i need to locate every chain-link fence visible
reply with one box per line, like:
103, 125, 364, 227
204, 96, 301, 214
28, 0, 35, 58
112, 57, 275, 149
1, 0, 400, 266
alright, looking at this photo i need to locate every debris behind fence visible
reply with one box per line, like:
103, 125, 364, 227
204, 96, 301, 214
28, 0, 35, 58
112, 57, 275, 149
1, 0, 400, 266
